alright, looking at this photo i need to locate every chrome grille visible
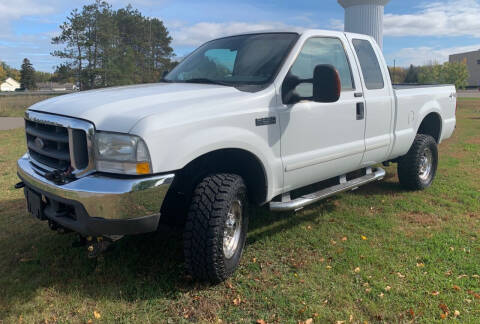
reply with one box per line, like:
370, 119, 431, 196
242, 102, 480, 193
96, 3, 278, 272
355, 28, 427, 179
24, 111, 95, 178
26, 120, 71, 170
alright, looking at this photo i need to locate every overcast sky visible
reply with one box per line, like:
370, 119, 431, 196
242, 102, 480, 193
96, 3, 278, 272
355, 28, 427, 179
1, 0, 479, 72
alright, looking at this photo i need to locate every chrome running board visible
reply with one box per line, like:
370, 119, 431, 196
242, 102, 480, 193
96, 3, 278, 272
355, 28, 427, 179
270, 167, 386, 212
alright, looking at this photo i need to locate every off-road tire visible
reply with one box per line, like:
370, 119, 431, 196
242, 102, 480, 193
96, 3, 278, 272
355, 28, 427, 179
184, 174, 248, 283
398, 134, 438, 190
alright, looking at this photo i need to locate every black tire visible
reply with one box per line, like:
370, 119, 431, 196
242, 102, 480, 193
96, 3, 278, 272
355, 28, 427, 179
184, 173, 249, 283
398, 134, 438, 190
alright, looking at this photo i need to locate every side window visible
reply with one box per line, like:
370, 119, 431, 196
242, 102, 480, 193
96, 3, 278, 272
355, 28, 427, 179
352, 39, 385, 90
289, 37, 354, 97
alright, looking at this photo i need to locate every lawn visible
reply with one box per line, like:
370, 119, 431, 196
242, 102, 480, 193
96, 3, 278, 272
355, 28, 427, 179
0, 98, 479, 323
0, 94, 60, 117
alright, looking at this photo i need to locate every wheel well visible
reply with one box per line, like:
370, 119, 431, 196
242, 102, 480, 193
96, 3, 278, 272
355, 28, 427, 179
417, 113, 441, 143
169, 149, 268, 206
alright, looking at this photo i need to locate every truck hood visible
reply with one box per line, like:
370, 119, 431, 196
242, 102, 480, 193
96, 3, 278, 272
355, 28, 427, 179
28, 83, 253, 133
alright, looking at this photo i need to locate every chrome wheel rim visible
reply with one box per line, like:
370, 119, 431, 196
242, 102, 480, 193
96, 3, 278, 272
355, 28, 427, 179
223, 200, 242, 259
419, 147, 433, 181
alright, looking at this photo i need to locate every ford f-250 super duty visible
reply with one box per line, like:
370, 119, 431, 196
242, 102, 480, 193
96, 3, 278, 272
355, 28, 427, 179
16, 29, 456, 283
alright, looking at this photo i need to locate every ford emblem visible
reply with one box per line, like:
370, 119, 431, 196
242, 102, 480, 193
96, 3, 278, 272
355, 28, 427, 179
34, 137, 45, 150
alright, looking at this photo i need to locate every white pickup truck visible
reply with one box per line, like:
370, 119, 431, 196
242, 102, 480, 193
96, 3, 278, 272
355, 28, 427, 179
17, 29, 456, 283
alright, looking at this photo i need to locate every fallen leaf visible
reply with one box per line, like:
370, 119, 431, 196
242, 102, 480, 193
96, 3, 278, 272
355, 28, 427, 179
336, 321, 345, 324
341, 236, 348, 241
354, 267, 361, 273
397, 272, 406, 279
256, 320, 267, 324
450, 247, 455, 251
440, 313, 447, 319
454, 310, 460, 317
319, 258, 325, 263
457, 274, 468, 279
349, 314, 353, 322
252, 258, 257, 263
93, 311, 101, 319
452, 285, 461, 291
445, 270, 452, 276
365, 288, 372, 293
361, 235, 367, 240
432, 291, 440, 296
408, 308, 415, 318
331, 240, 337, 245
472, 274, 480, 278
464, 299, 472, 303
385, 286, 392, 291
439, 303, 449, 313
326, 265, 332, 270
305, 319, 313, 324
233, 297, 241, 305
416, 263, 425, 268
378, 293, 384, 298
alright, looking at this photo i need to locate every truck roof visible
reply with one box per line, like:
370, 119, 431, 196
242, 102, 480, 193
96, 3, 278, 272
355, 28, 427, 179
218, 28, 371, 40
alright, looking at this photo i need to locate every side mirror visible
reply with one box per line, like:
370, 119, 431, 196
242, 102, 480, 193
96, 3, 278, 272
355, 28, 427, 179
282, 64, 341, 105
313, 64, 341, 103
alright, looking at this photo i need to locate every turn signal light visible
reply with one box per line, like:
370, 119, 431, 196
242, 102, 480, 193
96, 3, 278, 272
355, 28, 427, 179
136, 162, 151, 175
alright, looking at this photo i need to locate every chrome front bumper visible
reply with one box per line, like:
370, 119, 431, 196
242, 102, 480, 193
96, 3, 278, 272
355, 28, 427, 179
17, 154, 174, 234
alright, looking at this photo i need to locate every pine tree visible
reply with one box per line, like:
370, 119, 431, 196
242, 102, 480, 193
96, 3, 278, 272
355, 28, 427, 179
20, 58, 36, 89
52, 0, 174, 89
404, 65, 419, 84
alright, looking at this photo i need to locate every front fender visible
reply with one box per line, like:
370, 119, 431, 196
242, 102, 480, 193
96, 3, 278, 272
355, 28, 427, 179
131, 118, 284, 202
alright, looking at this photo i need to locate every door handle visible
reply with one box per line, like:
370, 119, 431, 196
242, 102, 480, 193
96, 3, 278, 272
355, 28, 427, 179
354, 92, 363, 97
356, 102, 365, 120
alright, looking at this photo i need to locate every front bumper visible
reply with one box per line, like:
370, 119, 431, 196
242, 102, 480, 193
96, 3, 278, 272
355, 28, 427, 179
17, 154, 175, 236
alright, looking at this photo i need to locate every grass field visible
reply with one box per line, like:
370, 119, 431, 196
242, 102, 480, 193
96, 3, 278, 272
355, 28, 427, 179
0, 98, 479, 323
0, 94, 60, 117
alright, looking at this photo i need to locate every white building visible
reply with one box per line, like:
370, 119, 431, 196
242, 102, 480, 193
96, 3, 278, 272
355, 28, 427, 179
338, 0, 390, 49
0, 77, 21, 92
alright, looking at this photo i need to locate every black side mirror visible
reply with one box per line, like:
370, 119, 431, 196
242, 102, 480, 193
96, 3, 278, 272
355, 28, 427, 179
313, 64, 341, 103
282, 64, 341, 105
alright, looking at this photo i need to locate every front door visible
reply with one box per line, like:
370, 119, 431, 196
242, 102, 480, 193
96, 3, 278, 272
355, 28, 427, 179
278, 36, 367, 191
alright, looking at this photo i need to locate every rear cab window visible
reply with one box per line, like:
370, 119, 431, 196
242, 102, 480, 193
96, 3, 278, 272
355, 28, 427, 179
352, 39, 385, 90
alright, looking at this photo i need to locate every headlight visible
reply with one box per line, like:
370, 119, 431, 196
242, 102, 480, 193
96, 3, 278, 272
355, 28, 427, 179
95, 132, 152, 175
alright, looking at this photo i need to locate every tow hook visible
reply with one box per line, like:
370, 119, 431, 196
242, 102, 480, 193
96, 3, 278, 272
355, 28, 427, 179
14, 181, 25, 189
86, 236, 112, 258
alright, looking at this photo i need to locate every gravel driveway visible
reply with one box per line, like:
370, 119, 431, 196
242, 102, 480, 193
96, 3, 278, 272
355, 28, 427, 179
0, 117, 24, 130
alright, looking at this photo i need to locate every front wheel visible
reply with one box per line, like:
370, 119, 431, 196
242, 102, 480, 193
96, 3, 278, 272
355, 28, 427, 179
183, 174, 249, 283
398, 134, 438, 190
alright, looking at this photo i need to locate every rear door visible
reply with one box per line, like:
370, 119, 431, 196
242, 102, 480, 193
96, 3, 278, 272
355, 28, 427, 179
345, 34, 394, 165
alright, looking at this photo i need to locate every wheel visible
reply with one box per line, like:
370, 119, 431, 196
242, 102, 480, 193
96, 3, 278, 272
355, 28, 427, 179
184, 173, 249, 283
398, 134, 438, 190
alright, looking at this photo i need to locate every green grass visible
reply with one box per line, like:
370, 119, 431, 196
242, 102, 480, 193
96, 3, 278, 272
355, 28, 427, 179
0, 94, 60, 117
1, 100, 479, 323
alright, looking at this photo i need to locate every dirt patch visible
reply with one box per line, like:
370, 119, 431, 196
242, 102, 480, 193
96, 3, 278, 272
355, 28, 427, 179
398, 212, 444, 227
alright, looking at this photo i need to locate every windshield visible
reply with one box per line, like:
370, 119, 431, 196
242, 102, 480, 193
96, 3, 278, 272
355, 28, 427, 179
165, 33, 299, 87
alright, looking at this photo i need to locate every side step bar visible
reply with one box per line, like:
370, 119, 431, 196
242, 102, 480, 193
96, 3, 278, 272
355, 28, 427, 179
270, 167, 386, 212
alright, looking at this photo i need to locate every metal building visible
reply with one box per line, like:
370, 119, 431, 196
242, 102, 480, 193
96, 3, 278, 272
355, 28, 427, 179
449, 50, 480, 88
338, 0, 390, 49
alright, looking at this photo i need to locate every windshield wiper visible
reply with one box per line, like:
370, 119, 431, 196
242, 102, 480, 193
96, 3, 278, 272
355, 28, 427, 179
183, 78, 234, 87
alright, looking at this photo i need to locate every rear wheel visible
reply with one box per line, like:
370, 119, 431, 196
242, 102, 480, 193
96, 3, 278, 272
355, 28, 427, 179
398, 134, 438, 190
184, 173, 248, 283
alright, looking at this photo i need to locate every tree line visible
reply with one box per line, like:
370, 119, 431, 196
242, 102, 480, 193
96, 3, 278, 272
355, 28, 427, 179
389, 61, 469, 90
52, 0, 175, 90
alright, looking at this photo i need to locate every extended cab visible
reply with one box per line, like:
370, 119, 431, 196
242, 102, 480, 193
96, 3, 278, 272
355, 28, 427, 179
16, 30, 456, 283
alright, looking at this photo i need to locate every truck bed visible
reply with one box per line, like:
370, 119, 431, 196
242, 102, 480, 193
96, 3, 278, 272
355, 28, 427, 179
393, 84, 452, 90
389, 84, 457, 160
